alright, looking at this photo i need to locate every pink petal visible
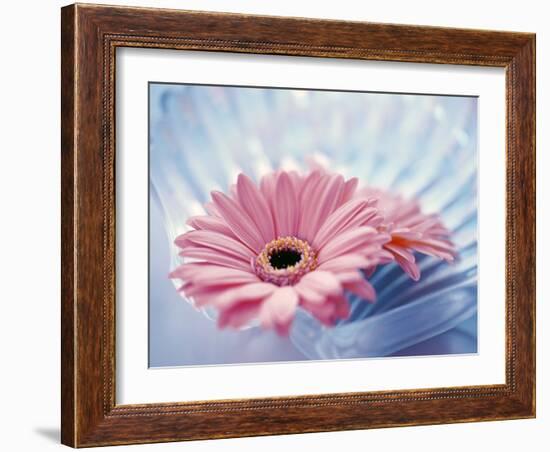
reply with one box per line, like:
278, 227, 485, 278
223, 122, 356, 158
384, 243, 416, 263
236, 174, 276, 243
259, 286, 299, 335
217, 301, 262, 329
259, 172, 277, 208
413, 215, 443, 233
334, 270, 364, 284
411, 238, 456, 253
391, 203, 421, 224
301, 299, 337, 326
306, 174, 345, 241
317, 254, 371, 272
176, 230, 254, 261
296, 171, 322, 235
408, 243, 455, 261
331, 295, 351, 319
364, 266, 377, 278
273, 172, 298, 237
174, 263, 258, 305
312, 199, 377, 249
184, 282, 251, 305
391, 229, 422, 240
295, 271, 342, 301
318, 226, 382, 263
211, 191, 265, 252
286, 170, 303, 193
395, 255, 421, 281
170, 264, 257, 286
203, 202, 221, 218
365, 214, 385, 229
293, 283, 325, 305
343, 278, 376, 302
372, 248, 396, 264
298, 170, 322, 203
178, 247, 250, 271
427, 226, 452, 236
215, 282, 277, 309
186, 215, 236, 239
339, 177, 359, 205
274, 322, 293, 336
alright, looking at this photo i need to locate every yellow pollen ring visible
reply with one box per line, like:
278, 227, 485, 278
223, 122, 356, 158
254, 236, 318, 286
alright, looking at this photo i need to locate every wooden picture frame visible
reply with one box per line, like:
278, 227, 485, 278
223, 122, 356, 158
61, 3, 536, 447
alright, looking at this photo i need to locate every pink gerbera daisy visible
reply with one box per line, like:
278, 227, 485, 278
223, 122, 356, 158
170, 170, 392, 335
357, 187, 456, 281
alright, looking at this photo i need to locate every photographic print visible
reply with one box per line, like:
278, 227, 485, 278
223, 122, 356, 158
148, 83, 478, 367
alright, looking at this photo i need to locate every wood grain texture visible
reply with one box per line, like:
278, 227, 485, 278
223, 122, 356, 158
60, 3, 536, 447
60, 5, 76, 447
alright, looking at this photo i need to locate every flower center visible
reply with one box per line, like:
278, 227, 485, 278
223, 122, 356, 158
254, 236, 317, 286
269, 248, 302, 269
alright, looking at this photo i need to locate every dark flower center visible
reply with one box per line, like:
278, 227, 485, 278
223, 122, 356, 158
269, 248, 302, 270
254, 236, 317, 286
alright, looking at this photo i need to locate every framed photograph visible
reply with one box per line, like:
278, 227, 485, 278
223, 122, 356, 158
61, 3, 536, 447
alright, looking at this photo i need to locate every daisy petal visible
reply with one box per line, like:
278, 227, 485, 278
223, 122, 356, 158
176, 230, 254, 261
344, 278, 377, 302
395, 255, 421, 281
296, 271, 342, 300
384, 243, 416, 263
215, 282, 277, 309
293, 283, 326, 305
184, 282, 252, 305
236, 174, 276, 243
186, 215, 236, 238
313, 199, 376, 249
259, 286, 299, 335
334, 271, 364, 284
339, 177, 359, 205
408, 243, 455, 261
178, 247, 250, 270
259, 171, 277, 203
301, 299, 337, 326
296, 171, 322, 235
203, 201, 221, 218
170, 264, 258, 285
218, 301, 262, 329
332, 295, 351, 319
306, 174, 345, 241
211, 191, 265, 252
317, 254, 371, 272
318, 226, 382, 263
273, 172, 298, 237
